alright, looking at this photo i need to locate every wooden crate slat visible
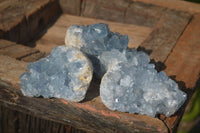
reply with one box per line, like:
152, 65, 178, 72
0, 0, 61, 43
21, 52, 47, 62
35, 14, 152, 53
59, 0, 81, 15
165, 13, 200, 89
0, 40, 39, 59
0, 39, 15, 49
0, 55, 27, 87
140, 9, 192, 62
0, 105, 86, 133
163, 13, 200, 133
135, 0, 200, 13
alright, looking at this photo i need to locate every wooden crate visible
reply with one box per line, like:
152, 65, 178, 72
0, 0, 200, 133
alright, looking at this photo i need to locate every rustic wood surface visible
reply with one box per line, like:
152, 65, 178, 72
0, 39, 38, 60
0, 0, 200, 133
58, 0, 81, 15
0, 55, 27, 87
163, 13, 200, 133
0, 104, 86, 133
135, 0, 200, 13
140, 9, 191, 62
0, 0, 61, 43
35, 14, 152, 53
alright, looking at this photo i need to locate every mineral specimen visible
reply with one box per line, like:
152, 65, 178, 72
65, 23, 129, 77
20, 23, 187, 117
20, 46, 93, 102
100, 50, 187, 117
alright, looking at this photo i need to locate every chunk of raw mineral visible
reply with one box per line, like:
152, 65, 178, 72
65, 23, 129, 77
100, 49, 187, 117
20, 45, 93, 102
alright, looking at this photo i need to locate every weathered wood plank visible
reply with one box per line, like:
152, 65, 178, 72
0, 55, 27, 87
21, 52, 47, 62
35, 14, 152, 53
0, 0, 61, 43
81, 0, 128, 24
0, 81, 168, 133
139, 9, 191, 62
81, 0, 166, 27
163, 14, 200, 133
0, 39, 14, 49
0, 39, 39, 59
134, 0, 200, 14
125, 1, 165, 27
165, 14, 200, 89
58, 0, 81, 15
0, 105, 86, 133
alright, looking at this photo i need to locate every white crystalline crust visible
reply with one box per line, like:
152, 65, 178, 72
20, 46, 93, 102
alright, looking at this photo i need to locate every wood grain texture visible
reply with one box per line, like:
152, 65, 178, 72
0, 55, 27, 87
0, 39, 14, 49
59, 0, 81, 15
81, 0, 166, 27
21, 52, 47, 62
0, 105, 86, 133
165, 13, 200, 89
124, 1, 165, 27
134, 0, 200, 14
0, 39, 38, 59
35, 14, 152, 53
163, 14, 200, 133
0, 81, 168, 133
0, 0, 61, 43
140, 9, 192, 62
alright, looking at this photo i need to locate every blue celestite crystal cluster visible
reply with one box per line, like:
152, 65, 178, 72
20, 23, 187, 117
65, 23, 129, 77
20, 46, 93, 102
99, 49, 186, 117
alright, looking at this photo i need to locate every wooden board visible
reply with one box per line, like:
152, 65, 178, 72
35, 14, 152, 53
163, 13, 200, 133
0, 55, 27, 87
135, 0, 200, 13
0, 105, 86, 133
140, 9, 191, 62
0, 0, 61, 43
0, 39, 39, 60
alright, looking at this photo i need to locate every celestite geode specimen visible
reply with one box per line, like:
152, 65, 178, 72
99, 50, 187, 117
20, 23, 187, 117
20, 46, 93, 102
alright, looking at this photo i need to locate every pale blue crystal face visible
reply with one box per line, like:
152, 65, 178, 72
20, 46, 93, 102
65, 23, 129, 77
100, 50, 187, 117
